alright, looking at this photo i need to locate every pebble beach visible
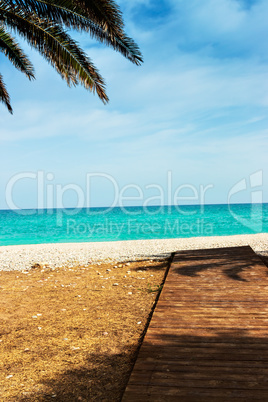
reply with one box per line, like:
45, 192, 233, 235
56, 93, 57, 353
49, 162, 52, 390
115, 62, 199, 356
0, 233, 267, 271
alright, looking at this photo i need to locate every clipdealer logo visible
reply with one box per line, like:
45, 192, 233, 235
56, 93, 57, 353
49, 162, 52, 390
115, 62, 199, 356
228, 170, 263, 232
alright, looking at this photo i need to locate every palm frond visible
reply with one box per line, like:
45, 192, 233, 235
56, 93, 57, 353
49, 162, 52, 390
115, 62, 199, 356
75, 0, 125, 33
0, 25, 35, 79
3, 0, 94, 30
0, 0, 143, 112
0, 3, 108, 102
75, 0, 143, 64
0, 73, 13, 113
2, 0, 143, 64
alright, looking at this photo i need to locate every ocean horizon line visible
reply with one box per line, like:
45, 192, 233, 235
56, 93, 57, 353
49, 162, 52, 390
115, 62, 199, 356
1, 201, 267, 212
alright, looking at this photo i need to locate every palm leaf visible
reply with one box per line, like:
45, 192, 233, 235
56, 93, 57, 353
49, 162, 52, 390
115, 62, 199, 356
0, 3, 108, 102
3, 0, 95, 30
3, 0, 143, 64
0, 73, 13, 113
0, 0, 143, 112
69, 0, 125, 32
72, 0, 143, 64
0, 25, 35, 79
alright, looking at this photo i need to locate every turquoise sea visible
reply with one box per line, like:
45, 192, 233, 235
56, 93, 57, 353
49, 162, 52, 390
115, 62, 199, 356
0, 203, 267, 246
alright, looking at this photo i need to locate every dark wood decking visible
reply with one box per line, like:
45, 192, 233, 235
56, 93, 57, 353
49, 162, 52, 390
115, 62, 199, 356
122, 246, 268, 401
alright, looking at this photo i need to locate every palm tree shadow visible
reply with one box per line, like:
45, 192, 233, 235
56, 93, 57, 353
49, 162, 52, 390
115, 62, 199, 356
223, 266, 248, 282
17, 348, 137, 402
171, 246, 267, 282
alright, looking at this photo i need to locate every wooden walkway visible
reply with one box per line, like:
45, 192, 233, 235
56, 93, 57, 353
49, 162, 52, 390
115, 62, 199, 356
122, 246, 268, 401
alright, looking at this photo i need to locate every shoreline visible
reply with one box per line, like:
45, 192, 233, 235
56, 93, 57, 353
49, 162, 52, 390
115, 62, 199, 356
0, 233, 267, 271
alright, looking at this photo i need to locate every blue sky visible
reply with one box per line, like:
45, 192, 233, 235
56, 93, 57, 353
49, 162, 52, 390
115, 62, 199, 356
0, 0, 268, 209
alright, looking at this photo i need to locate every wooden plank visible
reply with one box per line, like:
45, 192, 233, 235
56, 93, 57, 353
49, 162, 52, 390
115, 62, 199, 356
122, 395, 252, 402
123, 384, 268, 399
129, 363, 268, 376
126, 373, 268, 389
122, 246, 268, 401
130, 358, 268, 370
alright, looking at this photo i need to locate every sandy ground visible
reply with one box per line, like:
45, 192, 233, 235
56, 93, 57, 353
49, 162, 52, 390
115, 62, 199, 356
0, 259, 168, 401
0, 233, 267, 271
